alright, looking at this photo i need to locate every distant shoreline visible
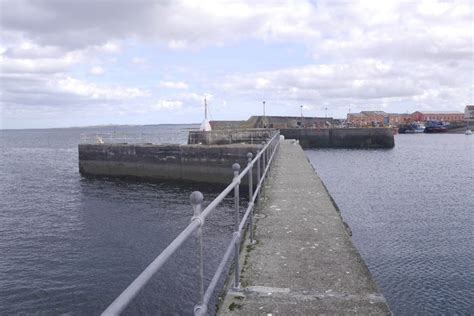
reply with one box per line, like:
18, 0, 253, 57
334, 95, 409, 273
0, 123, 200, 131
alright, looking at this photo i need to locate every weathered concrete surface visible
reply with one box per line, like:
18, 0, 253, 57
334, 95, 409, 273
210, 120, 247, 130
78, 143, 259, 185
188, 129, 274, 145
280, 128, 395, 148
219, 140, 391, 315
211, 116, 335, 130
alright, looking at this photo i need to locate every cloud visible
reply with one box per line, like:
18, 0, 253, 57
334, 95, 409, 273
152, 100, 183, 110
89, 66, 104, 76
217, 56, 471, 112
0, 0, 322, 50
0, 51, 81, 74
1, 73, 150, 109
54, 76, 149, 100
1, 0, 472, 128
180, 92, 213, 104
158, 81, 189, 90
1, 0, 472, 58
131, 57, 146, 65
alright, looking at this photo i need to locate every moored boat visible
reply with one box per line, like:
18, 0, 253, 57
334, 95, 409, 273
414, 123, 425, 133
424, 120, 448, 133
399, 122, 425, 134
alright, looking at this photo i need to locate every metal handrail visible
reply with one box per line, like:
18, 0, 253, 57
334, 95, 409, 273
102, 131, 281, 316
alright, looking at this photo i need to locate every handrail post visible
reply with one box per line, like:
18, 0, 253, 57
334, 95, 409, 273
267, 139, 269, 162
247, 153, 254, 243
190, 191, 205, 314
261, 141, 266, 179
232, 163, 241, 289
257, 152, 261, 185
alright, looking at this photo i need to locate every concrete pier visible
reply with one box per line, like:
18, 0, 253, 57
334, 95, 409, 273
188, 129, 275, 145
210, 116, 395, 148
219, 140, 391, 315
78, 143, 259, 185
280, 127, 395, 148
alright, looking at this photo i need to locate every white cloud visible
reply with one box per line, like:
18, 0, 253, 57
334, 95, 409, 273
0, 52, 81, 74
99, 41, 120, 53
89, 66, 104, 76
1, 0, 473, 127
180, 92, 213, 104
217, 56, 471, 113
131, 57, 146, 65
54, 76, 149, 100
152, 100, 183, 110
158, 81, 189, 90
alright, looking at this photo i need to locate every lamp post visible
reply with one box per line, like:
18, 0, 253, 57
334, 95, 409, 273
263, 101, 266, 117
325, 107, 328, 118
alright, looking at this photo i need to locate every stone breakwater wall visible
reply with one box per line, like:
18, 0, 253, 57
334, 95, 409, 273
209, 120, 247, 130
280, 128, 395, 148
188, 129, 275, 145
79, 143, 259, 185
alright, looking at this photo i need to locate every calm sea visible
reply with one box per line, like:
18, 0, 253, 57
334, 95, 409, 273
306, 134, 474, 315
0, 125, 238, 315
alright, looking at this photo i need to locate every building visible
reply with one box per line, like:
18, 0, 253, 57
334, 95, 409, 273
411, 111, 464, 122
347, 113, 364, 126
465, 105, 474, 121
361, 111, 387, 126
347, 111, 388, 127
347, 109, 465, 127
387, 113, 412, 125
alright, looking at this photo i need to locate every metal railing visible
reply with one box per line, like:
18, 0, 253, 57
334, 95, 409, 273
102, 131, 281, 316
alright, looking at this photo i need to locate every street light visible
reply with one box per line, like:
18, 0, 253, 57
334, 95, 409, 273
263, 101, 266, 117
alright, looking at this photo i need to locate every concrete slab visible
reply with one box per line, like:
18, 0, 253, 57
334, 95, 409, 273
219, 140, 391, 315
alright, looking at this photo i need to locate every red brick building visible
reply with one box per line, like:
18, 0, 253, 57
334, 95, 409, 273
387, 113, 412, 125
411, 111, 464, 122
347, 111, 388, 126
347, 110, 464, 127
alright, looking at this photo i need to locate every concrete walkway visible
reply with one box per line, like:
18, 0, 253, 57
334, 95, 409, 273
219, 140, 391, 315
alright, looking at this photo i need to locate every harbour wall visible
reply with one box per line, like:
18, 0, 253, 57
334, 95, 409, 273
210, 120, 247, 130
78, 143, 259, 185
280, 128, 395, 148
210, 115, 335, 130
188, 129, 274, 145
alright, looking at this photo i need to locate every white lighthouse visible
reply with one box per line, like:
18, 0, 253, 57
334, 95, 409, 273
200, 98, 212, 131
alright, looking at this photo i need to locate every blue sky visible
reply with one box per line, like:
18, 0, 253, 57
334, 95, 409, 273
1, 0, 473, 129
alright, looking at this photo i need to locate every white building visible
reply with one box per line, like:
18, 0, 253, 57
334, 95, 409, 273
464, 105, 474, 121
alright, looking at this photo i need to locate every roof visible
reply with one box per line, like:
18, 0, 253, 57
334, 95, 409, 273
361, 111, 387, 116
466, 105, 474, 110
387, 113, 410, 116
416, 111, 463, 114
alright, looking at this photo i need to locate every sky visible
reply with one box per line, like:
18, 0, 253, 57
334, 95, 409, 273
0, 0, 473, 129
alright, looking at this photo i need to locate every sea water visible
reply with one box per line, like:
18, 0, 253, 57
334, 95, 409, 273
0, 125, 237, 315
306, 134, 474, 315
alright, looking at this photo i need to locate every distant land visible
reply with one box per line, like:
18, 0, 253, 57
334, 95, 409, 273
0, 123, 201, 131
